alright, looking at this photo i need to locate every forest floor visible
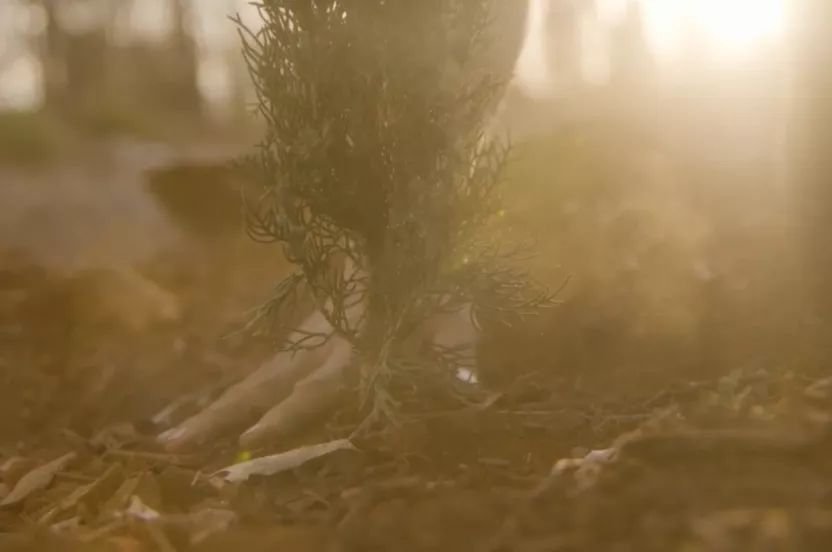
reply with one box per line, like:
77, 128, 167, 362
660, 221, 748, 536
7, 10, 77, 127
1, 144, 832, 552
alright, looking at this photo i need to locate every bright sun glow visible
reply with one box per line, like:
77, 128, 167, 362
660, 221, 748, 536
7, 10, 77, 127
515, 0, 787, 97
640, 0, 785, 61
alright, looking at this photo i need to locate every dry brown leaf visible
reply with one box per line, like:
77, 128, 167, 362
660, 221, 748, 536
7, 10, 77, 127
101, 476, 141, 517
101, 471, 162, 521
38, 463, 125, 524
131, 473, 163, 513
215, 439, 357, 483
50, 515, 82, 535
38, 483, 91, 525
84, 463, 127, 512
0, 452, 77, 507
0, 456, 34, 486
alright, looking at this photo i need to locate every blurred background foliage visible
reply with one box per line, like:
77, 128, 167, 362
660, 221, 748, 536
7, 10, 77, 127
0, 0, 262, 163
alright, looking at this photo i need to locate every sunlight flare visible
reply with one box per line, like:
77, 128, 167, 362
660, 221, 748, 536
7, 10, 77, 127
640, 0, 785, 60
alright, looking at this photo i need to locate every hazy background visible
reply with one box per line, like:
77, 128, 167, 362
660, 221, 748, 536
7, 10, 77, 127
1, 0, 261, 113
0, 0, 788, 142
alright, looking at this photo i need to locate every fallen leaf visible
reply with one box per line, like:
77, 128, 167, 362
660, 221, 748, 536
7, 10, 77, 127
101, 472, 162, 521
0, 456, 34, 485
125, 495, 161, 521
50, 515, 82, 534
0, 452, 77, 507
83, 463, 126, 512
131, 473, 163, 512
215, 439, 358, 483
100, 476, 141, 518
38, 483, 90, 525
38, 462, 124, 524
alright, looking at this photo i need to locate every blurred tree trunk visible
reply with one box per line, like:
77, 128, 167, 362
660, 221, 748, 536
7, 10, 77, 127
34, 0, 127, 118
226, 0, 248, 121
486, 0, 529, 76
792, 0, 832, 339
101, 0, 133, 98
610, 0, 651, 89
38, 0, 69, 113
65, 29, 110, 113
169, 0, 203, 119
545, 0, 582, 84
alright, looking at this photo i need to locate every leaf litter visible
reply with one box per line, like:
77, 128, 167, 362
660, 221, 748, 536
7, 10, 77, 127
3, 369, 832, 550
0, 451, 77, 507
215, 439, 358, 483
